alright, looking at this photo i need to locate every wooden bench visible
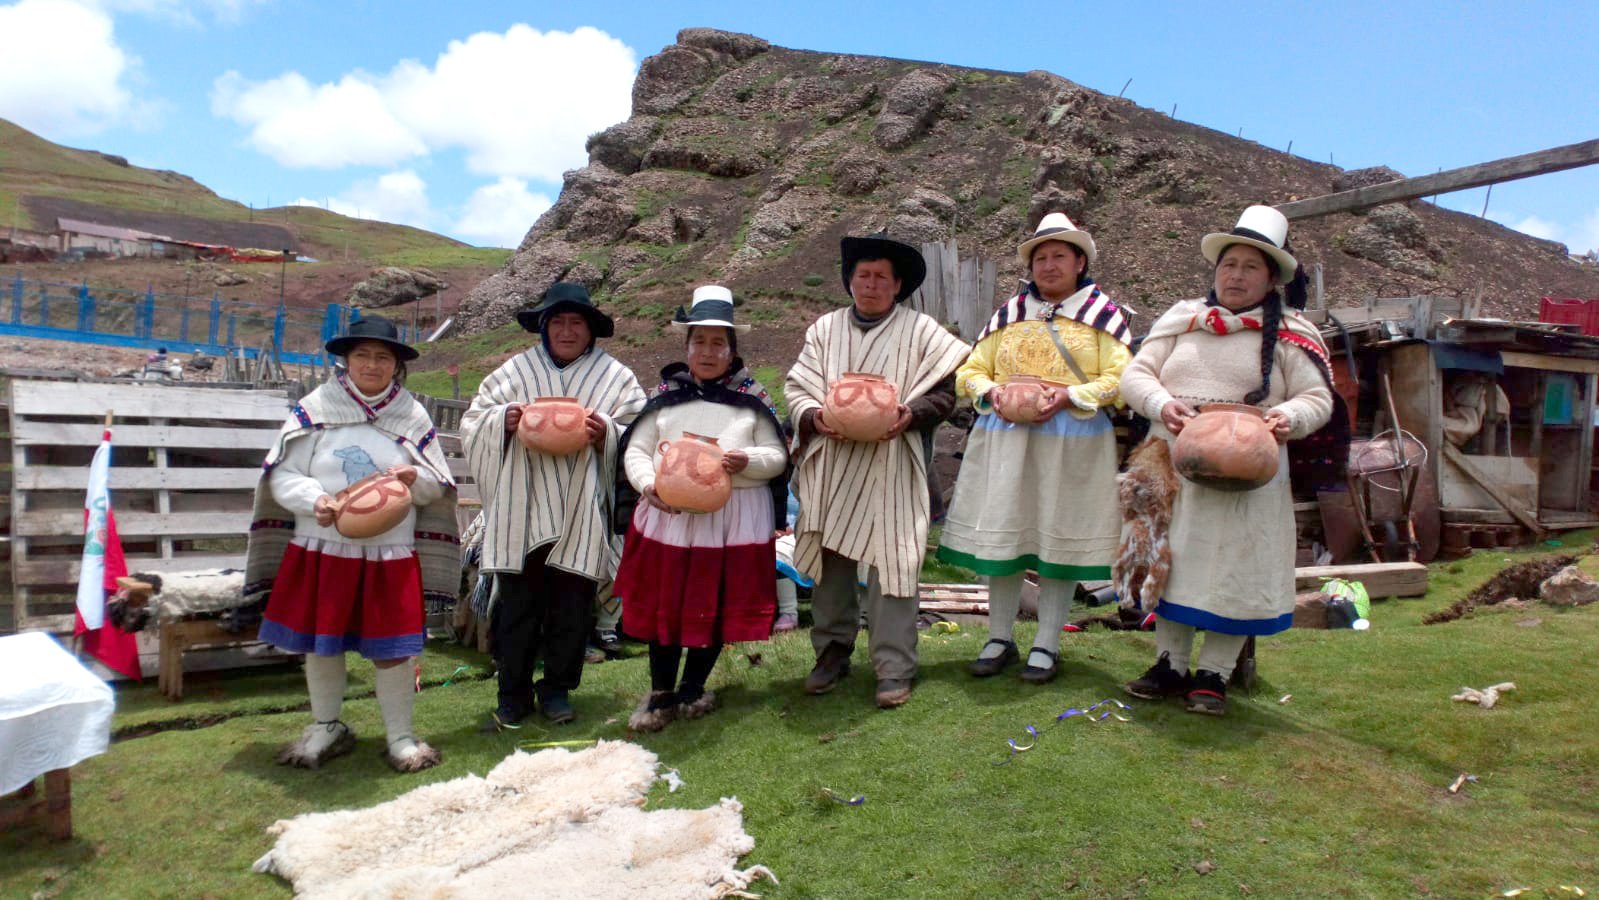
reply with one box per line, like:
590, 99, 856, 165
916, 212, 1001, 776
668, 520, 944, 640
8, 380, 290, 692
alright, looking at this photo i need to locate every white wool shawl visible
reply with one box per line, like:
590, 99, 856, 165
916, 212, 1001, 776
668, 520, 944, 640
785, 305, 969, 597
462, 345, 646, 580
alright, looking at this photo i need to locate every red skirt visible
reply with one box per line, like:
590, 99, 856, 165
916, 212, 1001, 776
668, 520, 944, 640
258, 537, 424, 660
614, 486, 777, 647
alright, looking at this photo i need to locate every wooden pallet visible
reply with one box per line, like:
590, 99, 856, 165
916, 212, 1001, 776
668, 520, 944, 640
8, 380, 293, 633
918, 582, 989, 614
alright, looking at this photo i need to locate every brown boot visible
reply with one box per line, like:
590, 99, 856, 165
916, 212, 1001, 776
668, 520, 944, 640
804, 642, 853, 695
875, 679, 913, 709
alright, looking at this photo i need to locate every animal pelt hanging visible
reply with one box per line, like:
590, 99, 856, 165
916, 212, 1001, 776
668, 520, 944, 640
1114, 438, 1178, 612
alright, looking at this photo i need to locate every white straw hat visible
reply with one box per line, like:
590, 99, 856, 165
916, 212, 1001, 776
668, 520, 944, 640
1017, 211, 1097, 268
1200, 205, 1298, 284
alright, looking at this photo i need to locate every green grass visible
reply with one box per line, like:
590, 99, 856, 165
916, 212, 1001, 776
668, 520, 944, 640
375, 246, 512, 269
405, 322, 528, 397
752, 365, 787, 420
5, 537, 1599, 897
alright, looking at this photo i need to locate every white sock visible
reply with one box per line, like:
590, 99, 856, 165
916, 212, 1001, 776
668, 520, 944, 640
981, 574, 1024, 657
1028, 578, 1074, 668
1154, 618, 1196, 673
1196, 632, 1249, 680
373, 661, 419, 757
301, 654, 348, 756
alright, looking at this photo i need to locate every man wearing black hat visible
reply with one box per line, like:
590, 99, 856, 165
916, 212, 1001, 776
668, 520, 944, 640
461, 283, 646, 727
784, 233, 969, 709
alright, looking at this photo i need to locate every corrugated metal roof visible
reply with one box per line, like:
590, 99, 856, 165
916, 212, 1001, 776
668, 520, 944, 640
56, 218, 170, 242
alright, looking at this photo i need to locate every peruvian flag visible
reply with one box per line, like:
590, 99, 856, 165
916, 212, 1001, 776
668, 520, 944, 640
74, 425, 141, 680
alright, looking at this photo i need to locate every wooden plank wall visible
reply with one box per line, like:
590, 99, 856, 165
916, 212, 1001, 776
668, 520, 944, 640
909, 240, 1001, 341
7, 381, 289, 632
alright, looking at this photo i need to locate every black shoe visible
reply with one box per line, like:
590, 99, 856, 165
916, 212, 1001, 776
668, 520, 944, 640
1018, 648, 1059, 685
1123, 652, 1190, 700
480, 703, 531, 734
968, 639, 1019, 678
804, 642, 853, 695
1185, 670, 1228, 716
540, 692, 576, 725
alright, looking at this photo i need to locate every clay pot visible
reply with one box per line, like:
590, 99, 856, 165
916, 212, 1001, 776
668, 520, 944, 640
824, 372, 900, 441
654, 432, 733, 513
517, 397, 591, 456
331, 473, 413, 539
995, 375, 1065, 424
1172, 402, 1280, 491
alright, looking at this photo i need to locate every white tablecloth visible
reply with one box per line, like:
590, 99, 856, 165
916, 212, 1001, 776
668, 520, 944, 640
0, 632, 115, 795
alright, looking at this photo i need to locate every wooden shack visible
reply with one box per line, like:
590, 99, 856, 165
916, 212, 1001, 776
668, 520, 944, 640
1318, 298, 1599, 548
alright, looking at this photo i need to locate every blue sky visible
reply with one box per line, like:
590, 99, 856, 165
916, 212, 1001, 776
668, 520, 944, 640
2, 0, 1596, 252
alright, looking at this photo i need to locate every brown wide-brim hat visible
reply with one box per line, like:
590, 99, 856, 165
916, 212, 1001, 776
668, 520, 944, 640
515, 282, 615, 338
324, 316, 419, 361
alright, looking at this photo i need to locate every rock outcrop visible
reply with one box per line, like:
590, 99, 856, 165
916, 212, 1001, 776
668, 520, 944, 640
456, 27, 1599, 338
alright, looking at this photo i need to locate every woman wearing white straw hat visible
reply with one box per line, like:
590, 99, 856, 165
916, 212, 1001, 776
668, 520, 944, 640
612, 286, 789, 731
937, 212, 1132, 684
1118, 205, 1334, 715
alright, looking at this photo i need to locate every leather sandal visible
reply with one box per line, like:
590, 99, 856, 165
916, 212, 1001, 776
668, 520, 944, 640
968, 639, 1019, 678
1018, 648, 1060, 685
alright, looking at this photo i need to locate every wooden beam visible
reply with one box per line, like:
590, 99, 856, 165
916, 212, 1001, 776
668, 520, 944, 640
1499, 351, 1599, 375
1277, 138, 1599, 220
1294, 562, 1429, 598
1441, 443, 1548, 536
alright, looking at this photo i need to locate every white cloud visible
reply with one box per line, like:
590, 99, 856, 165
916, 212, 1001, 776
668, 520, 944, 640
212, 70, 426, 168
209, 24, 635, 178
292, 169, 433, 231
1511, 215, 1562, 242
0, 0, 137, 136
1506, 210, 1599, 256
452, 177, 553, 248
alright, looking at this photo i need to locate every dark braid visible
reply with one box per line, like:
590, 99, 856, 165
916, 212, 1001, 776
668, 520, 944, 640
1243, 293, 1282, 405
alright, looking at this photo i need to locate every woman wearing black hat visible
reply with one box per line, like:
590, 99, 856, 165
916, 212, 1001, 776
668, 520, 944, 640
611, 286, 789, 731
245, 316, 459, 772
461, 282, 646, 728
784, 232, 970, 709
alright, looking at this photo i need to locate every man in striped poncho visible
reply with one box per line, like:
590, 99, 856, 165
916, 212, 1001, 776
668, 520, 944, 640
785, 233, 970, 709
462, 283, 646, 728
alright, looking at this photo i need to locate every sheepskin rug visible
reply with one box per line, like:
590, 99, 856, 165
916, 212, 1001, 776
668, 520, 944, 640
252, 740, 773, 899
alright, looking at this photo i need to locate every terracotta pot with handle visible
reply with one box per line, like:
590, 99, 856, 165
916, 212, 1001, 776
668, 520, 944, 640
654, 432, 733, 513
331, 472, 413, 539
824, 372, 900, 442
517, 397, 592, 456
1172, 402, 1280, 491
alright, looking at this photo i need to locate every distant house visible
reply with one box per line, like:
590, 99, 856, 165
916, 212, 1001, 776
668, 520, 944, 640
56, 218, 171, 258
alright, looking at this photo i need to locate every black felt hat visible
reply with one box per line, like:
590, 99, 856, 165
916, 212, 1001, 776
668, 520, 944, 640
840, 231, 926, 303
324, 316, 419, 361
515, 282, 615, 338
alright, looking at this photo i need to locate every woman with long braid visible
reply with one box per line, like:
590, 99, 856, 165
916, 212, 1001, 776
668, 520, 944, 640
1118, 206, 1333, 716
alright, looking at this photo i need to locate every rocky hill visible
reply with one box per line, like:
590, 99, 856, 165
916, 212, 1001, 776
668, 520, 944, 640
459, 27, 1599, 360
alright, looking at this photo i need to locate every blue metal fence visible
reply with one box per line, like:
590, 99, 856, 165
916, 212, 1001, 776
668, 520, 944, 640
0, 276, 422, 365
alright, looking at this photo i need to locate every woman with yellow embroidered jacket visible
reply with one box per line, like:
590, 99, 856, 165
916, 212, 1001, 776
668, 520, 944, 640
938, 213, 1132, 684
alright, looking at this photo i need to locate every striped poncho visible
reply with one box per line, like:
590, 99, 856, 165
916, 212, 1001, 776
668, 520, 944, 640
785, 305, 970, 597
462, 344, 646, 581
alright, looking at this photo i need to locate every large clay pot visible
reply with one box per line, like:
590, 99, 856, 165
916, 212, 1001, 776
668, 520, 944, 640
824, 372, 900, 442
654, 432, 733, 513
995, 375, 1072, 424
1172, 402, 1279, 492
517, 397, 591, 456
331, 473, 413, 539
